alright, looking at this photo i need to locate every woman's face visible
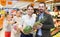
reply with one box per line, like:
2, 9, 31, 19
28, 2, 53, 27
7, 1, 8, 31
7, 15, 12, 21
16, 11, 22, 17
27, 7, 34, 15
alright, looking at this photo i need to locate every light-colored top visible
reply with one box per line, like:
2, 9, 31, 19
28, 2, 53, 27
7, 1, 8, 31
3, 19, 12, 32
13, 16, 23, 26
12, 16, 23, 29
21, 14, 36, 28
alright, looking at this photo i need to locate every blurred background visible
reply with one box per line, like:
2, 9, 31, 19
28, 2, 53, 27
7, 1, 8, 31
0, 0, 60, 37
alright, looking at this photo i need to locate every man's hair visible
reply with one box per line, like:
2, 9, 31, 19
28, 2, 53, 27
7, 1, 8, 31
39, 2, 46, 6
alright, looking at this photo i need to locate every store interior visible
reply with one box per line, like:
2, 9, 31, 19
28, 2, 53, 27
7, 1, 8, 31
0, 0, 60, 37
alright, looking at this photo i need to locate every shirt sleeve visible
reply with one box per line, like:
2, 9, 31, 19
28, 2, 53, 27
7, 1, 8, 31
18, 16, 24, 28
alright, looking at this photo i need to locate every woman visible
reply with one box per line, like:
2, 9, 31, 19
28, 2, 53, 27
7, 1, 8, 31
20, 5, 36, 37
12, 9, 23, 37
3, 14, 13, 37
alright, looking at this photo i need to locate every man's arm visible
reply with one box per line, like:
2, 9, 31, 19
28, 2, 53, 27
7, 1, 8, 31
41, 15, 54, 30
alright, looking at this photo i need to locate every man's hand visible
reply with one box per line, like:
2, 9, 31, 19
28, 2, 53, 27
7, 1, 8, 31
33, 23, 43, 30
37, 23, 43, 29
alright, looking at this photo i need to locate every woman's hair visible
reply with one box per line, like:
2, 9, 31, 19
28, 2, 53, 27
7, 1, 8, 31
16, 9, 23, 14
27, 5, 34, 9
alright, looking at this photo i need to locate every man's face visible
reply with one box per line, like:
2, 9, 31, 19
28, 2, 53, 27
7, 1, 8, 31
27, 7, 34, 15
38, 3, 46, 13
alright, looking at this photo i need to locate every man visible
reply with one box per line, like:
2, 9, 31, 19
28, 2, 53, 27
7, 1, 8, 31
35, 2, 54, 37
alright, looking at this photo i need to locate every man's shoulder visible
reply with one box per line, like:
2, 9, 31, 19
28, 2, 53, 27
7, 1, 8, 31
44, 13, 51, 17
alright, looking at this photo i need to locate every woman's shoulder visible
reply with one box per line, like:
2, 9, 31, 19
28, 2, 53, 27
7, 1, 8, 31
22, 15, 27, 18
